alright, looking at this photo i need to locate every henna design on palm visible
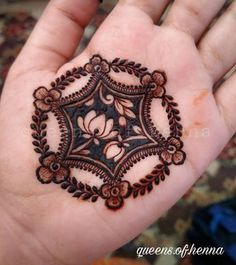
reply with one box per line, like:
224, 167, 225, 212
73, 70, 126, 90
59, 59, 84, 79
31, 55, 186, 210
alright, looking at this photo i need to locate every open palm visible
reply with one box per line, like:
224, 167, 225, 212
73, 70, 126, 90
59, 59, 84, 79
0, 0, 235, 264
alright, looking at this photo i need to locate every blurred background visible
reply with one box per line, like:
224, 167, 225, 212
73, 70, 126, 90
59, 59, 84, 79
0, 0, 235, 265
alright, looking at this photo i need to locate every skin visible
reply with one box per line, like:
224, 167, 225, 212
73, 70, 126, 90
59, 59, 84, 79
0, 0, 236, 264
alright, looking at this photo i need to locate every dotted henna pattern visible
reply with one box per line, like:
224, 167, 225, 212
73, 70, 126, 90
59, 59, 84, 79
31, 55, 186, 210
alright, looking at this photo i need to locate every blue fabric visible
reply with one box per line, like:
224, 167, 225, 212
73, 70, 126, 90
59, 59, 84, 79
222, 217, 236, 233
208, 204, 236, 262
209, 205, 236, 233
227, 245, 236, 262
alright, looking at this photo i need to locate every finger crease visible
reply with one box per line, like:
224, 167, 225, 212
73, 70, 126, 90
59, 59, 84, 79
180, 1, 201, 19
52, 3, 87, 28
33, 43, 71, 63
200, 43, 225, 79
217, 99, 236, 134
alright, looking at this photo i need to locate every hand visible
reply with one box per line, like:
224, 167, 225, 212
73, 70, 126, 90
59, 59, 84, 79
0, 0, 235, 264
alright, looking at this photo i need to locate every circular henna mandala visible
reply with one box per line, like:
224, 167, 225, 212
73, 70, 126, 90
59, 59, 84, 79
31, 55, 186, 210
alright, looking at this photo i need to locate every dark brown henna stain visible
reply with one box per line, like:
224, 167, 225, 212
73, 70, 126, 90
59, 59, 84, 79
31, 55, 186, 210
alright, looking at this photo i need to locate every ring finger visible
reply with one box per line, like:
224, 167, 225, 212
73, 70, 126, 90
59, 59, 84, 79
198, 0, 236, 83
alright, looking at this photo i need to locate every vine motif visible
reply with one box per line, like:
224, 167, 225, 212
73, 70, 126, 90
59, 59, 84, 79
110, 58, 148, 77
132, 164, 169, 198
31, 109, 49, 155
50, 67, 88, 91
58, 164, 169, 209
162, 95, 183, 138
31, 54, 186, 210
61, 177, 100, 202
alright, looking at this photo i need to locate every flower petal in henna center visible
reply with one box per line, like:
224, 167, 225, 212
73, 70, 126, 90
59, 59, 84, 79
160, 137, 186, 165
85, 55, 110, 74
33, 86, 61, 112
104, 135, 130, 162
77, 110, 118, 145
36, 153, 70, 184
141, 70, 166, 98
100, 181, 131, 209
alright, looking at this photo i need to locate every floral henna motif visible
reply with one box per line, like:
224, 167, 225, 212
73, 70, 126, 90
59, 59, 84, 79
100, 181, 132, 209
104, 135, 130, 162
33, 86, 61, 112
77, 110, 118, 145
85, 55, 110, 73
161, 137, 186, 165
141, 71, 166, 98
37, 153, 70, 184
31, 54, 186, 210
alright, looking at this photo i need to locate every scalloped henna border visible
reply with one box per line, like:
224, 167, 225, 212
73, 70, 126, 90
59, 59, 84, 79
31, 55, 186, 210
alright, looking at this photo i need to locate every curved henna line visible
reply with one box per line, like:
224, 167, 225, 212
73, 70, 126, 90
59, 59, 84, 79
142, 93, 166, 143
51, 106, 71, 161
102, 74, 145, 95
64, 157, 114, 183
31, 54, 186, 211
115, 145, 165, 181
56, 74, 100, 105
